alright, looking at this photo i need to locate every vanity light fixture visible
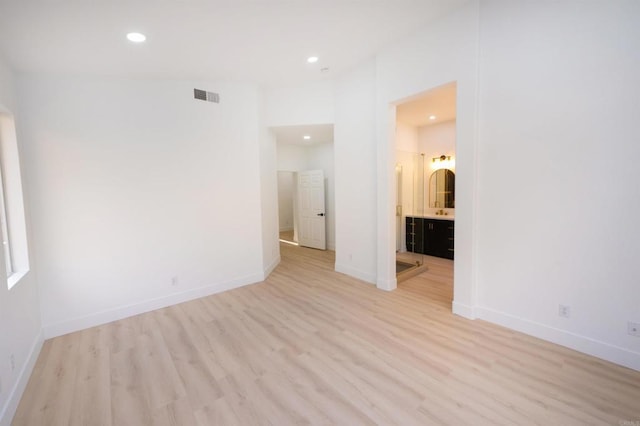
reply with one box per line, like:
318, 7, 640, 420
307, 56, 319, 63
432, 155, 450, 163
303, 135, 311, 140
126, 32, 146, 43
431, 154, 454, 170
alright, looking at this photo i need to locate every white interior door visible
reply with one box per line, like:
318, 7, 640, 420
297, 170, 326, 250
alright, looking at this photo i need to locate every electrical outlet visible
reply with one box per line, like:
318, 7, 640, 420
171, 276, 179, 286
558, 305, 571, 318
628, 322, 640, 337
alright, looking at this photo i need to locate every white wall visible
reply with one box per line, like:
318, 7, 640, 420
396, 121, 418, 152
257, 96, 280, 278
474, 0, 640, 370
276, 143, 311, 171
418, 120, 456, 173
277, 172, 294, 231
18, 75, 266, 338
0, 57, 42, 426
265, 81, 334, 127
334, 59, 378, 284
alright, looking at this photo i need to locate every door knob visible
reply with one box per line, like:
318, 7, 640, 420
317, 213, 325, 217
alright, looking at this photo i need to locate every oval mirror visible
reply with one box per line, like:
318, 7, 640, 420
429, 169, 455, 208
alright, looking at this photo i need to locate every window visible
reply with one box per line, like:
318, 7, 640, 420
0, 165, 12, 276
0, 110, 30, 289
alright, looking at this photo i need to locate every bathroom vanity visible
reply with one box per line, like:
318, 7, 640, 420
405, 216, 454, 260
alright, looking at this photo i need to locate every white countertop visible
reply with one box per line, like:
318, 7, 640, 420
409, 215, 455, 221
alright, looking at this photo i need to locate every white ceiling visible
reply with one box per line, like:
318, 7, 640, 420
396, 81, 457, 127
272, 124, 333, 146
0, 0, 468, 86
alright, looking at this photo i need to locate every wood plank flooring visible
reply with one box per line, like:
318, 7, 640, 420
13, 243, 640, 425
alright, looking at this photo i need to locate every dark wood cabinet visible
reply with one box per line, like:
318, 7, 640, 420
405, 217, 423, 254
405, 216, 454, 260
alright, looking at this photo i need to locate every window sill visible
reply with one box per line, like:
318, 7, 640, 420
8, 270, 28, 290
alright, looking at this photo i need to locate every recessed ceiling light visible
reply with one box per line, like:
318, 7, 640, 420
303, 135, 311, 140
126, 32, 146, 43
307, 56, 319, 63
429, 115, 437, 120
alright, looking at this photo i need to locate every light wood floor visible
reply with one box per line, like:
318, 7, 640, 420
279, 230, 295, 244
13, 243, 640, 425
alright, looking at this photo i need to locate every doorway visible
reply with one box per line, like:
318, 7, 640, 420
297, 170, 327, 250
277, 171, 297, 245
273, 124, 335, 251
393, 82, 457, 305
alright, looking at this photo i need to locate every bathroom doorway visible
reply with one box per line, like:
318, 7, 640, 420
393, 82, 457, 306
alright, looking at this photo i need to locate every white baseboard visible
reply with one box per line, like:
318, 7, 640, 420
335, 262, 376, 285
43, 272, 264, 339
477, 306, 640, 372
0, 330, 44, 426
262, 255, 281, 279
452, 300, 477, 319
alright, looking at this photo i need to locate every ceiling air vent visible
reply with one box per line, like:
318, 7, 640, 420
194, 88, 220, 103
